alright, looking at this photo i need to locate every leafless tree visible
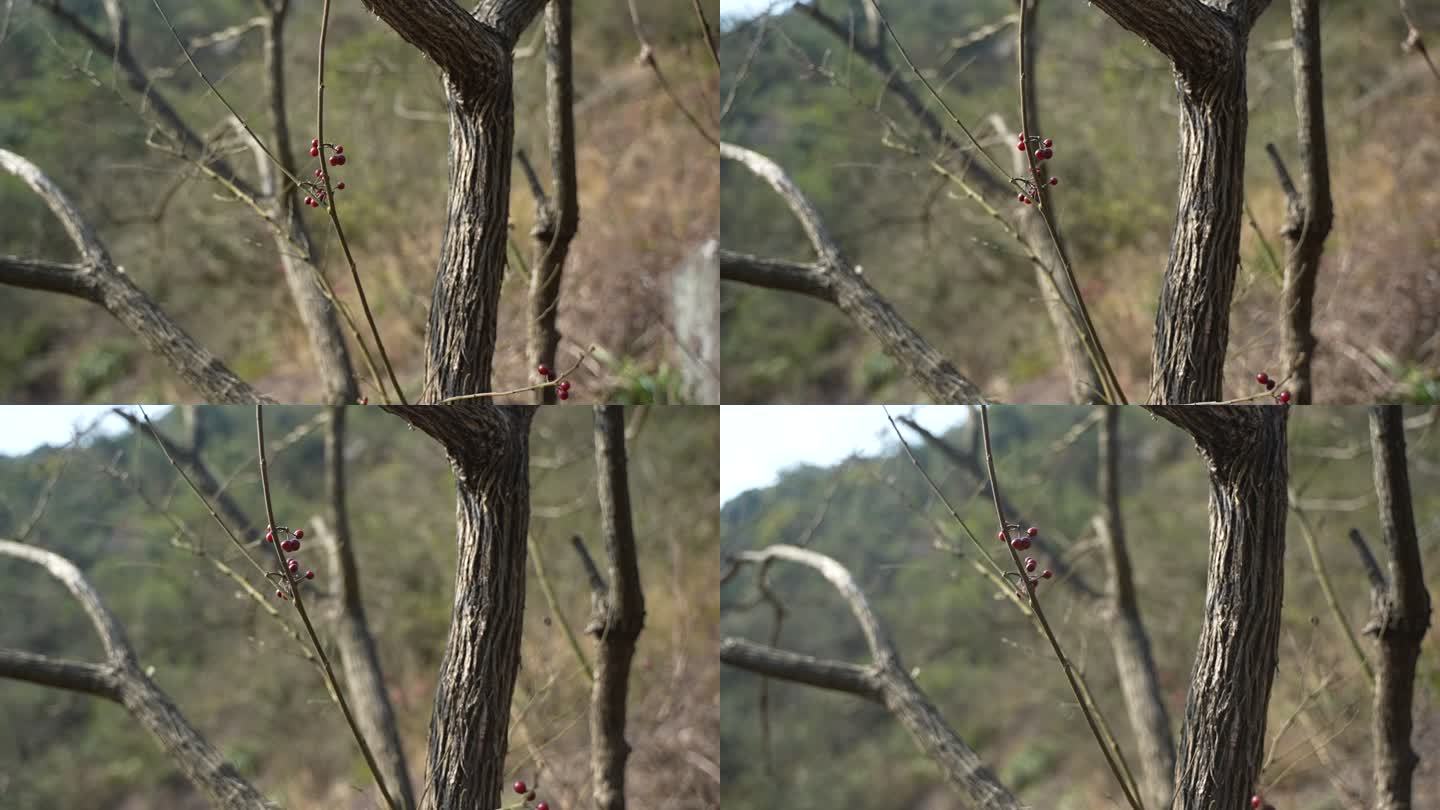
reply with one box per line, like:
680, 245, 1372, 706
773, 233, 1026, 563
724, 405, 1290, 808
1, 0, 591, 405
1355, 405, 1432, 810
0, 402, 663, 810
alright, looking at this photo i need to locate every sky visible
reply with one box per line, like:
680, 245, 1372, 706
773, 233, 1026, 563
0, 406, 171, 457
720, 405, 968, 504
721, 0, 795, 21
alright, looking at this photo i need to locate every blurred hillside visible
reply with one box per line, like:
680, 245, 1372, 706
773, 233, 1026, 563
720, 1, 1440, 403
721, 406, 1440, 809
0, 405, 719, 809
0, 1, 718, 403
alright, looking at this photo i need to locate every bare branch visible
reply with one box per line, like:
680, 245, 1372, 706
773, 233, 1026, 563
1366, 405, 1432, 810
723, 544, 1023, 809
0, 539, 277, 809
719, 638, 882, 701
589, 406, 646, 810
1272, 0, 1334, 404
722, 143, 985, 403
0, 150, 265, 402
528, 0, 580, 405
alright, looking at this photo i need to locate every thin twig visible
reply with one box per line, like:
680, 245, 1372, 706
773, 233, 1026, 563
255, 407, 400, 810
978, 405, 1144, 810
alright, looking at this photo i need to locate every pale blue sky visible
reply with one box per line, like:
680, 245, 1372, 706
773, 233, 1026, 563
721, 405, 968, 504
0, 406, 171, 457
721, 0, 796, 20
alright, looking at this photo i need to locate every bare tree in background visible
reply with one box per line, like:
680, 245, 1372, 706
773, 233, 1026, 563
0, 0, 609, 404
724, 405, 1289, 808
723, 0, 1325, 404
1358, 405, 1432, 810
584, 406, 647, 810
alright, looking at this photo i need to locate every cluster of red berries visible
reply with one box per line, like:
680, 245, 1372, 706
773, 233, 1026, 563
264, 525, 315, 599
1014, 132, 1059, 205
1251, 793, 1275, 809
536, 364, 572, 401
998, 525, 1053, 596
300, 138, 349, 209
1254, 372, 1291, 405
512, 780, 550, 810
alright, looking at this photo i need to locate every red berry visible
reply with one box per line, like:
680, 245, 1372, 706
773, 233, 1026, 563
305, 570, 315, 580
558, 389, 570, 401
1042, 569, 1053, 579
334, 145, 344, 154
1255, 372, 1270, 385
335, 155, 347, 165
310, 146, 319, 157
526, 792, 536, 801
514, 781, 528, 795
1017, 193, 1027, 203
1266, 379, 1276, 391
304, 196, 315, 206
329, 156, 340, 166
537, 364, 551, 378
1011, 537, 1032, 551
1017, 142, 1027, 151
1026, 526, 1038, 537
536, 803, 549, 810
359, 396, 369, 405
276, 589, 286, 599
1251, 796, 1262, 810
1022, 196, 1032, 205
1043, 138, 1053, 148
557, 380, 571, 391
293, 529, 304, 539
998, 531, 1008, 542
314, 169, 323, 178
265, 531, 275, 543
336, 182, 345, 190
1025, 557, 1037, 572
287, 559, 299, 573
1035, 150, 1046, 161
1277, 391, 1292, 405
311, 137, 319, 146
1048, 177, 1058, 186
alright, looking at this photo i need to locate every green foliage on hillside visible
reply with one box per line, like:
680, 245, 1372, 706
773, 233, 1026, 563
720, 1, 1438, 403
0, 404, 719, 809
721, 406, 1440, 809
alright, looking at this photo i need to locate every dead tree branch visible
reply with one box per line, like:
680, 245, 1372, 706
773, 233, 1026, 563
1364, 405, 1432, 810
0, 539, 278, 810
587, 406, 647, 810
722, 544, 1023, 810
721, 142, 985, 403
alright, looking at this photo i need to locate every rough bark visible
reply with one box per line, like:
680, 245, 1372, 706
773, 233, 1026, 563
525, 0, 580, 405
0, 539, 278, 810
1096, 408, 1176, 810
587, 407, 647, 810
1365, 406, 1432, 810
1147, 405, 1288, 810
722, 545, 1023, 810
1089, 0, 1273, 403
318, 407, 417, 810
381, 403, 536, 810
0, 150, 265, 403
720, 143, 985, 403
1269, 0, 1333, 405
360, 0, 548, 401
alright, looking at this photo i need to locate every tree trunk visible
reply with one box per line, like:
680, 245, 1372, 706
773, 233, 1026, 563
320, 407, 417, 809
1096, 408, 1176, 810
1367, 406, 1432, 810
382, 403, 536, 810
1148, 405, 1288, 809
